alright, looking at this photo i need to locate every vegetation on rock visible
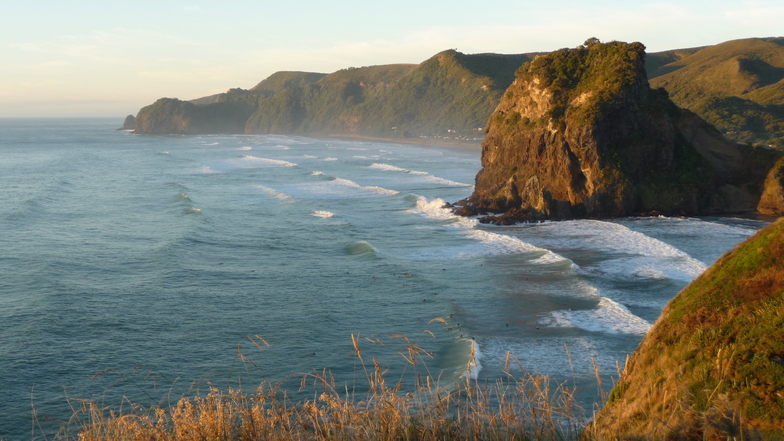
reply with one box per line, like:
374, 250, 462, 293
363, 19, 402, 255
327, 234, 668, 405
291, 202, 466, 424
456, 39, 781, 223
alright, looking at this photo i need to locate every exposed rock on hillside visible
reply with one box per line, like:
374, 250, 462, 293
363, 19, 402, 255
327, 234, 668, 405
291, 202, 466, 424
588, 219, 784, 440
759, 157, 784, 216
455, 40, 779, 223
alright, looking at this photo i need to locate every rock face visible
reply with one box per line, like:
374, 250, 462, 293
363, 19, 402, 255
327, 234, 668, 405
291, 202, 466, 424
588, 219, 784, 440
118, 114, 135, 130
759, 157, 784, 216
456, 40, 779, 223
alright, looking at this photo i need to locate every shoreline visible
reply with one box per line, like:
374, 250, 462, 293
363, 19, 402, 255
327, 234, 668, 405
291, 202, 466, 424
325, 133, 482, 151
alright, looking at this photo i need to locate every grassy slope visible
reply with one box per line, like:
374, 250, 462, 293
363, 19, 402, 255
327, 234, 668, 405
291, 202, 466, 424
649, 38, 784, 147
349, 50, 535, 138
241, 50, 533, 138
589, 219, 784, 440
250, 71, 328, 94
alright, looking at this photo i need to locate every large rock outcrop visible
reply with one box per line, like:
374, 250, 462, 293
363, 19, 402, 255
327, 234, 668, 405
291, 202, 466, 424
455, 40, 780, 223
117, 114, 135, 130
587, 219, 784, 440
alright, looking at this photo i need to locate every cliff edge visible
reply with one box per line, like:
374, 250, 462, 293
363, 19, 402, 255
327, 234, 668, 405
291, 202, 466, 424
587, 219, 784, 440
455, 39, 779, 223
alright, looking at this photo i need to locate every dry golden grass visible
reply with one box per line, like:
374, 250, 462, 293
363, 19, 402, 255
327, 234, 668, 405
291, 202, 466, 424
49, 332, 590, 441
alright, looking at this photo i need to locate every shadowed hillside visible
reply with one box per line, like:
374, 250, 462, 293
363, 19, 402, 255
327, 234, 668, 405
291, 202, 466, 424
134, 51, 534, 140
649, 37, 784, 148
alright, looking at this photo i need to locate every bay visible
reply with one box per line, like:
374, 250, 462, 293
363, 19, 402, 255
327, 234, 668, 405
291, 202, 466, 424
0, 118, 768, 439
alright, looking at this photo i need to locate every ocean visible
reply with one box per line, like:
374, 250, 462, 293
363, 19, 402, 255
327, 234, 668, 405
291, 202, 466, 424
0, 118, 769, 439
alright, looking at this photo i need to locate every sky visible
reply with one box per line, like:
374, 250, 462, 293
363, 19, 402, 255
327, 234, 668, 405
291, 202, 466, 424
1, 0, 782, 118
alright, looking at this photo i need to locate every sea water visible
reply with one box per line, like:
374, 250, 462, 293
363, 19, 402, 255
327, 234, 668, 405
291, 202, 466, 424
0, 118, 769, 439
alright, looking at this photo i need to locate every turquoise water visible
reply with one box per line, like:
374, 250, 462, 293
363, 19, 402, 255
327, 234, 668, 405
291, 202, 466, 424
0, 119, 768, 439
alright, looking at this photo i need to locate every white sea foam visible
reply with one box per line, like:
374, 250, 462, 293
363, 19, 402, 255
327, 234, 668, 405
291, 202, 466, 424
256, 185, 295, 201
406, 197, 571, 264
240, 155, 297, 167
369, 163, 471, 186
370, 163, 410, 172
310, 171, 323, 176
332, 178, 399, 196
533, 220, 707, 281
466, 339, 483, 380
203, 142, 219, 146
407, 197, 465, 221
477, 336, 612, 378
323, 157, 338, 161
198, 165, 220, 174
312, 211, 334, 218
238, 146, 252, 151
302, 155, 318, 159
465, 229, 568, 263
186, 207, 202, 214
159, 151, 170, 155
542, 297, 651, 335
422, 175, 472, 187
274, 145, 290, 150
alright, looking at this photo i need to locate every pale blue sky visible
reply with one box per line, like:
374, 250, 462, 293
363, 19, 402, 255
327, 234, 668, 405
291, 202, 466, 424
1, 0, 782, 117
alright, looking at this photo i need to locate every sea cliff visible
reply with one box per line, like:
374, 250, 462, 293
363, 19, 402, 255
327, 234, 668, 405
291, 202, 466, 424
454, 40, 780, 223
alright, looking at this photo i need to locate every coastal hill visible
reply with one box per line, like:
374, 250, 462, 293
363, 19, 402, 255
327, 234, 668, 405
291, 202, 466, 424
648, 37, 784, 148
134, 51, 535, 139
131, 38, 784, 150
453, 39, 781, 223
588, 218, 784, 440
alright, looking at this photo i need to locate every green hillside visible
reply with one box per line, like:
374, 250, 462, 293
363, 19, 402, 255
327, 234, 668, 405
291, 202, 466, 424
134, 38, 784, 148
134, 50, 534, 139
250, 71, 328, 94
649, 37, 784, 148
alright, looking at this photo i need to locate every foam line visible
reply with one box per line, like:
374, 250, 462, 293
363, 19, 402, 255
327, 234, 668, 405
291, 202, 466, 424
256, 185, 295, 201
241, 155, 296, 167
332, 178, 399, 196
541, 297, 652, 335
369, 163, 471, 187
407, 197, 571, 264
312, 211, 334, 218
534, 220, 707, 281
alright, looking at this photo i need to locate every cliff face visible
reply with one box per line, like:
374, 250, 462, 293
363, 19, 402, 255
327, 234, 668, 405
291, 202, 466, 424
759, 157, 784, 216
588, 219, 784, 440
134, 97, 257, 135
457, 40, 777, 223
